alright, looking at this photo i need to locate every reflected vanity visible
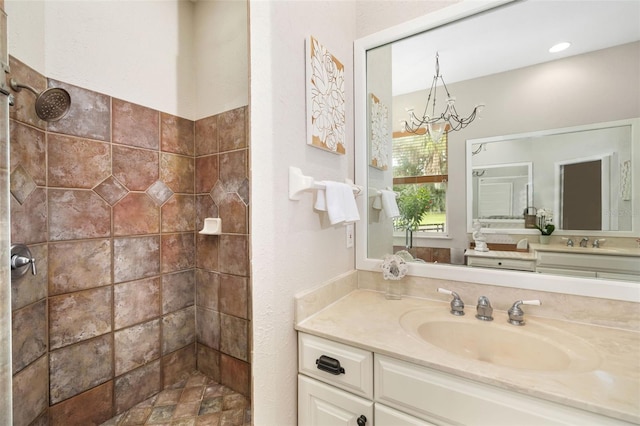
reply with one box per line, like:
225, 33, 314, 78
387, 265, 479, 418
355, 0, 640, 298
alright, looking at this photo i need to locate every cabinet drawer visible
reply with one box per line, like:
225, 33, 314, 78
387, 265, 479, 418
467, 256, 535, 271
536, 266, 597, 278
299, 333, 373, 398
375, 404, 437, 426
298, 375, 373, 426
375, 354, 630, 425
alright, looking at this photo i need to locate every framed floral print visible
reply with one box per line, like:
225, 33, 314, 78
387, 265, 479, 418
306, 36, 346, 155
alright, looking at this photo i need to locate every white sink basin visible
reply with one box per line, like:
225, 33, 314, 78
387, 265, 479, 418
400, 309, 600, 372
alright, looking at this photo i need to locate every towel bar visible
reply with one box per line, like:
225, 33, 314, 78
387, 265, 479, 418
289, 167, 362, 200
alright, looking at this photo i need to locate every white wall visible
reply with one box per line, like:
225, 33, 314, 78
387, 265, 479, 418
249, 1, 356, 424
6, 0, 248, 120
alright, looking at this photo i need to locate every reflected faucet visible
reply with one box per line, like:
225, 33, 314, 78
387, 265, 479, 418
579, 237, 589, 248
475, 296, 493, 321
592, 238, 606, 248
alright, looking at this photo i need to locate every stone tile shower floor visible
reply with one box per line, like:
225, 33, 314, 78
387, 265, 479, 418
101, 371, 251, 426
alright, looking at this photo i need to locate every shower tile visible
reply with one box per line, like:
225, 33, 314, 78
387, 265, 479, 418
237, 178, 250, 205
49, 334, 113, 404
113, 99, 160, 150
162, 306, 196, 355
218, 235, 248, 277
49, 381, 114, 426
195, 194, 218, 231
113, 192, 160, 236
113, 236, 160, 283
161, 233, 196, 273
196, 269, 219, 311
218, 107, 246, 152
195, 114, 218, 156
10, 187, 47, 244
195, 154, 218, 194
9, 120, 46, 185
47, 133, 110, 188
48, 239, 111, 295
220, 354, 250, 397
220, 314, 248, 362
161, 152, 195, 194
114, 277, 161, 330
219, 274, 248, 319
94, 175, 129, 206
218, 192, 247, 234
113, 145, 159, 191
114, 320, 161, 376
12, 299, 47, 374
161, 194, 195, 233
197, 344, 221, 383
49, 287, 112, 349
10, 164, 37, 204
11, 243, 47, 310
48, 189, 111, 241
162, 345, 196, 388
196, 307, 220, 350
196, 233, 219, 272
219, 149, 247, 193
161, 113, 195, 156
147, 180, 174, 206
210, 181, 226, 206
115, 359, 161, 414
163, 270, 195, 314
8, 56, 47, 129
12, 355, 48, 426
48, 79, 111, 142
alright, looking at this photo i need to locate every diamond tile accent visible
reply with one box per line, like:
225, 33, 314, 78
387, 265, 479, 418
94, 176, 128, 206
146, 180, 174, 206
10, 164, 37, 205
238, 178, 249, 206
210, 181, 226, 206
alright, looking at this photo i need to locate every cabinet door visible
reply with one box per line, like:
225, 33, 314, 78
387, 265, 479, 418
375, 404, 437, 426
299, 375, 373, 426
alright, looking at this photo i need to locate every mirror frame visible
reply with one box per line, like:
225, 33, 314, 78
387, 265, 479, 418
354, 0, 640, 302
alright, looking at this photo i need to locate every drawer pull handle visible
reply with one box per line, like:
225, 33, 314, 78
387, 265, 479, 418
315, 355, 345, 375
357, 414, 367, 426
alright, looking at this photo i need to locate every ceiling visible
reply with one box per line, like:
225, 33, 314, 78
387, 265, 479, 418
391, 0, 640, 96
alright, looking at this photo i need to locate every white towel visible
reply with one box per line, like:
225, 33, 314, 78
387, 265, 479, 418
379, 189, 400, 218
322, 181, 360, 225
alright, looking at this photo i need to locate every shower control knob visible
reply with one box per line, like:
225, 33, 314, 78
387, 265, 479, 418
10, 244, 37, 279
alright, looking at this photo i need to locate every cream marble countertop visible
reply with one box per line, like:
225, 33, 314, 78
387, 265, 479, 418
530, 243, 640, 257
464, 249, 537, 259
295, 289, 640, 423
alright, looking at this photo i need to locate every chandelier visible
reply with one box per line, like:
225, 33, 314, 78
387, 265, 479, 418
404, 53, 484, 139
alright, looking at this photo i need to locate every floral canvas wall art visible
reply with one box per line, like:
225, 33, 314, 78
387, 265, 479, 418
306, 36, 346, 155
369, 93, 389, 170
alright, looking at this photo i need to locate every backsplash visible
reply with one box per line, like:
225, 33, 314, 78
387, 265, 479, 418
8, 56, 250, 425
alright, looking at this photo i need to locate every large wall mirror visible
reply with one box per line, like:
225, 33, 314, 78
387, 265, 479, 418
354, 0, 640, 301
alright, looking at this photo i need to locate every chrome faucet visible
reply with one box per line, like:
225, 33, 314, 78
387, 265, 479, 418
437, 288, 465, 316
508, 300, 542, 326
592, 238, 606, 248
579, 237, 589, 247
475, 296, 493, 321
565, 238, 574, 247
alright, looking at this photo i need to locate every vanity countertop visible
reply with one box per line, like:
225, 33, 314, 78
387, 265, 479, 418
464, 249, 536, 259
530, 243, 640, 257
295, 289, 640, 423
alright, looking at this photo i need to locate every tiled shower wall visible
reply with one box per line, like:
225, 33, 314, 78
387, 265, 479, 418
8, 56, 250, 426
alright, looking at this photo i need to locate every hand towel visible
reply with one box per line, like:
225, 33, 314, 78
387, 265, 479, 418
314, 189, 327, 211
380, 189, 400, 218
323, 181, 360, 225
372, 194, 383, 210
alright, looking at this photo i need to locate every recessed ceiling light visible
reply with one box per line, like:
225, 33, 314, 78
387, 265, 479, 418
549, 42, 571, 53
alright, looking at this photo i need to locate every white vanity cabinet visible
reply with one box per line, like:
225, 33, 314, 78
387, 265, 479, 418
298, 333, 635, 426
536, 251, 640, 281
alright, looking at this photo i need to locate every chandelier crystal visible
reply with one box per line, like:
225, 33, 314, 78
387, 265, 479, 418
404, 53, 484, 137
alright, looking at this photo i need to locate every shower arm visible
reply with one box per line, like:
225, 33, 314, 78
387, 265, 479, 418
10, 79, 40, 96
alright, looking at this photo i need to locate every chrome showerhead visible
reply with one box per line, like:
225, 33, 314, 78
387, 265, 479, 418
10, 79, 71, 122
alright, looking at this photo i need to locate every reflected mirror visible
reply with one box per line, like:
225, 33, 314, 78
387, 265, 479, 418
355, 0, 640, 295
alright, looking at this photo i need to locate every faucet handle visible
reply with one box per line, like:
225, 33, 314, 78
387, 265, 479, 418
437, 288, 464, 316
561, 237, 574, 247
592, 238, 606, 248
508, 300, 541, 326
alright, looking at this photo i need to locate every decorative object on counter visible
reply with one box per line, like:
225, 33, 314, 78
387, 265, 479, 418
402, 53, 484, 138
306, 36, 346, 155
523, 206, 537, 228
472, 220, 489, 252
381, 254, 408, 300
369, 93, 389, 170
535, 208, 555, 244
516, 238, 528, 250
199, 218, 222, 235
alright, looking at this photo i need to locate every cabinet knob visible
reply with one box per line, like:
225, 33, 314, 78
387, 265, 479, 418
357, 414, 367, 426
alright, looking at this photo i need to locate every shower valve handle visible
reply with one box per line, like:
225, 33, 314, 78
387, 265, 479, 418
12, 254, 37, 275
